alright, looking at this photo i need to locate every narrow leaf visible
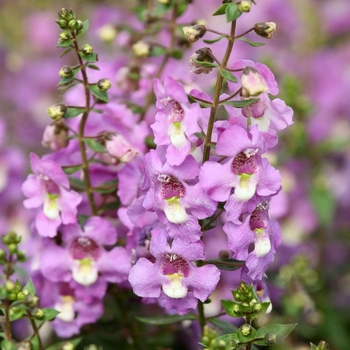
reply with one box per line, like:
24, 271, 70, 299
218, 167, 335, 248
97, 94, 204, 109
220, 69, 238, 82
31, 335, 40, 350
222, 98, 259, 108
84, 138, 106, 153
62, 164, 83, 175
79, 51, 98, 62
254, 323, 297, 345
149, 46, 167, 57
56, 39, 73, 48
203, 35, 227, 44
46, 338, 82, 350
310, 343, 318, 350
170, 49, 183, 60
64, 106, 86, 119
192, 59, 217, 68
69, 176, 86, 189
136, 313, 196, 325
23, 279, 36, 295
88, 84, 109, 103
87, 64, 100, 70
210, 318, 237, 334
237, 36, 265, 47
91, 108, 104, 114
201, 258, 244, 271
225, 2, 242, 22
59, 47, 73, 58
213, 3, 228, 16
42, 308, 60, 321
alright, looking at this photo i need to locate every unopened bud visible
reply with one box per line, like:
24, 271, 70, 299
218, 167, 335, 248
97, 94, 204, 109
254, 22, 276, 39
58, 8, 74, 21
59, 65, 73, 78
9, 292, 17, 300
240, 324, 253, 336
8, 243, 17, 254
58, 32, 70, 43
33, 309, 45, 320
81, 44, 93, 55
0, 248, 6, 261
264, 332, 277, 345
132, 41, 150, 57
61, 342, 75, 350
24, 295, 39, 307
17, 341, 32, 350
97, 78, 112, 92
68, 19, 77, 30
189, 47, 214, 74
76, 20, 83, 31
316, 341, 330, 350
17, 291, 25, 300
236, 0, 251, 12
47, 103, 67, 121
16, 250, 26, 262
42, 123, 69, 151
183, 24, 207, 43
98, 24, 117, 43
105, 133, 139, 163
56, 19, 68, 30
231, 340, 238, 349
5, 280, 15, 292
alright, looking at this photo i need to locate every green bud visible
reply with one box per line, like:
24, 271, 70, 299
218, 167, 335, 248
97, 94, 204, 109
24, 295, 39, 308
240, 324, 253, 336
61, 342, 75, 350
76, 20, 84, 31
47, 103, 67, 121
9, 292, 17, 300
316, 340, 330, 350
17, 291, 25, 300
201, 336, 210, 346
252, 302, 262, 313
17, 341, 32, 350
8, 243, 17, 254
68, 19, 77, 30
56, 19, 68, 30
0, 248, 6, 261
33, 309, 45, 320
233, 291, 241, 301
59, 65, 73, 78
236, 0, 251, 12
233, 304, 241, 314
231, 340, 238, 350
82, 44, 93, 55
58, 8, 74, 21
97, 78, 112, 92
264, 332, 277, 345
58, 32, 71, 43
17, 250, 26, 262
5, 280, 16, 292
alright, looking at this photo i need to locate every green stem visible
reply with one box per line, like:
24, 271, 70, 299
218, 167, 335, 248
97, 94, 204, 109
27, 311, 44, 350
202, 20, 237, 163
71, 31, 97, 216
197, 300, 206, 334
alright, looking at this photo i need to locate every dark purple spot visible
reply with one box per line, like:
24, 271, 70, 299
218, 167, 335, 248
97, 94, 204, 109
231, 152, 257, 175
161, 254, 189, 277
168, 100, 184, 123
70, 237, 101, 260
158, 174, 186, 199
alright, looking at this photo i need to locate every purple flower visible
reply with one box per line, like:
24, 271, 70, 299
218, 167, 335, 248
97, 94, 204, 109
21, 153, 82, 237
224, 197, 281, 281
152, 76, 202, 166
40, 216, 131, 299
128, 227, 220, 315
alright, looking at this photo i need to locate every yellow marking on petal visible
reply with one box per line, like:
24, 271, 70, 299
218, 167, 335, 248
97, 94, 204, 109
254, 228, 271, 257
55, 295, 75, 322
72, 258, 98, 286
43, 193, 59, 219
169, 122, 186, 147
235, 173, 255, 201
162, 272, 188, 299
164, 197, 188, 224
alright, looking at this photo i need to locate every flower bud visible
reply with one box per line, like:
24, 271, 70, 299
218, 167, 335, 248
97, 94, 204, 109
76, 20, 84, 31
240, 323, 253, 336
105, 133, 139, 163
264, 332, 277, 345
189, 47, 214, 74
47, 103, 67, 121
316, 341, 330, 350
8, 243, 17, 254
98, 24, 118, 43
236, 0, 251, 12
68, 19, 77, 30
97, 78, 112, 92
183, 24, 207, 43
58, 8, 75, 22
42, 122, 69, 151
61, 343, 75, 350
254, 22, 277, 39
5, 280, 15, 292
16, 250, 26, 262
17, 341, 32, 350
132, 41, 150, 57
9, 292, 17, 300
33, 309, 45, 320
56, 19, 68, 30
81, 44, 93, 55
59, 65, 73, 78
58, 32, 71, 45
0, 248, 6, 261
24, 294, 39, 307
17, 291, 25, 300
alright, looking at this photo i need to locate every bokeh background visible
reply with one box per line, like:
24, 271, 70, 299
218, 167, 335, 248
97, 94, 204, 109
0, 0, 349, 349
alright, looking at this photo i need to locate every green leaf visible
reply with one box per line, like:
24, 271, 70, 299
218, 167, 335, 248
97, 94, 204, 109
225, 2, 242, 22
201, 258, 244, 271
56, 39, 73, 48
136, 313, 196, 325
176, 3, 188, 18
210, 318, 237, 334
58, 67, 80, 85
192, 59, 217, 68
84, 138, 106, 153
88, 84, 109, 103
91, 108, 104, 114
216, 333, 239, 345
77, 19, 89, 36
46, 337, 82, 350
237, 326, 257, 343
23, 278, 36, 295
170, 49, 183, 60
9, 307, 25, 321
62, 164, 83, 175
213, 3, 228, 16
149, 46, 167, 57
203, 35, 227, 44
221, 300, 244, 318
87, 64, 100, 70
237, 36, 266, 47
254, 323, 297, 346
31, 335, 40, 350
220, 69, 238, 82
1, 340, 17, 350
59, 46, 73, 58
79, 51, 98, 62
309, 183, 335, 227
94, 180, 119, 194
310, 343, 318, 350
222, 98, 259, 108
64, 106, 86, 119
68, 176, 86, 189
42, 307, 60, 321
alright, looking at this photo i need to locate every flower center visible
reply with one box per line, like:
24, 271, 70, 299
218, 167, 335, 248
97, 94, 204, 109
39, 175, 60, 195
158, 174, 186, 199
231, 151, 258, 175
168, 100, 184, 123
70, 237, 101, 260
160, 253, 190, 277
